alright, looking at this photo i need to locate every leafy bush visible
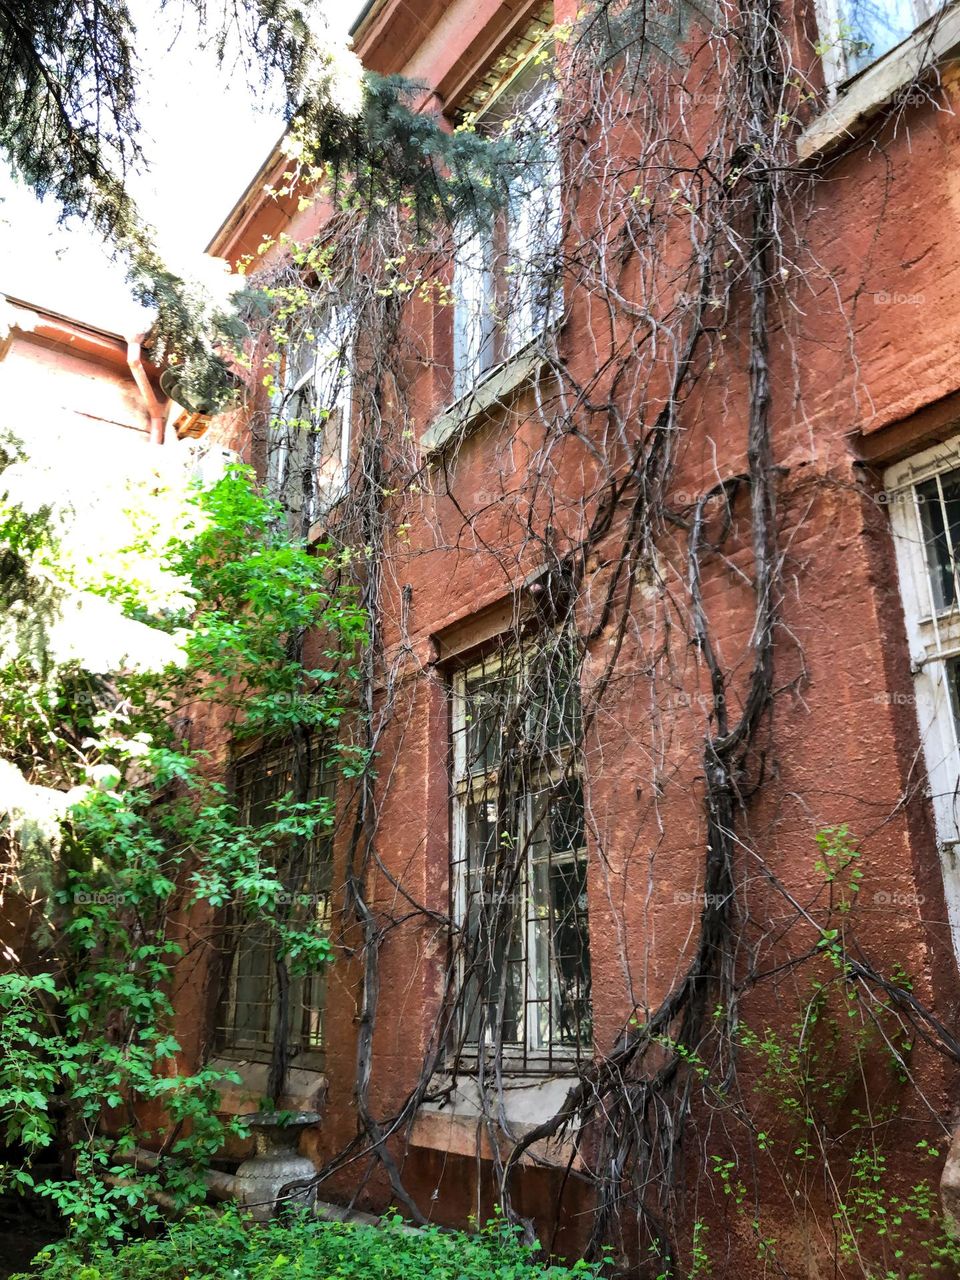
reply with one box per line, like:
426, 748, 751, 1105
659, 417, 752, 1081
0, 457, 365, 1239
15, 1208, 604, 1280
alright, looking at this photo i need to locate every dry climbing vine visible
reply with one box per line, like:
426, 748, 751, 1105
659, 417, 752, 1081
210, 0, 960, 1273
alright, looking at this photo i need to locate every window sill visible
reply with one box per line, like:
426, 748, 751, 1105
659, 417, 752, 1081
412, 1072, 581, 1166
797, 5, 960, 162
210, 1054, 327, 1114
420, 341, 552, 457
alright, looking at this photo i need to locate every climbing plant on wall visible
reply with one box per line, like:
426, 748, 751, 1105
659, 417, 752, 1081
201, 0, 960, 1274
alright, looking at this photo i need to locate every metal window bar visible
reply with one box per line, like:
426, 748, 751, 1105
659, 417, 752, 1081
451, 644, 591, 1072
216, 742, 335, 1059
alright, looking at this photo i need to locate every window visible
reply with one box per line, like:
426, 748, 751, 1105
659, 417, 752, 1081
817, 0, 945, 85
886, 438, 960, 960
216, 741, 335, 1058
267, 307, 353, 534
450, 640, 591, 1069
452, 56, 562, 399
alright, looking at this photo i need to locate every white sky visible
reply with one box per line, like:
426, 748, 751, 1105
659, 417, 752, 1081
0, 1, 364, 334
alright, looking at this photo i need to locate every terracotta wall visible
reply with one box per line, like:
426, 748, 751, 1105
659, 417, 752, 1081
0, 300, 160, 445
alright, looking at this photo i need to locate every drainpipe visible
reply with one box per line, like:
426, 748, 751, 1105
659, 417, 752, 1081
126, 332, 166, 445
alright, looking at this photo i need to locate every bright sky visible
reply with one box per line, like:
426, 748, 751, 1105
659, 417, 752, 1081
0, 1, 363, 334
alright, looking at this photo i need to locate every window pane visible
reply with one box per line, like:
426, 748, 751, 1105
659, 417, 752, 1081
526, 640, 582, 756
838, 0, 921, 76
529, 780, 591, 1053
946, 656, 960, 744
550, 777, 586, 853
219, 742, 334, 1056
230, 925, 273, 1047
462, 791, 523, 1045
506, 79, 562, 353
310, 310, 353, 513
551, 856, 592, 1048
453, 227, 496, 397
917, 467, 960, 611
464, 665, 517, 773
267, 310, 353, 528
454, 646, 591, 1063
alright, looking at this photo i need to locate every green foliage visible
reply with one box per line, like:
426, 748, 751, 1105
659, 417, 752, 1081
0, 458, 364, 1241
0, 4, 517, 409
704, 828, 960, 1277
289, 72, 518, 235
814, 823, 864, 916
14, 1208, 606, 1280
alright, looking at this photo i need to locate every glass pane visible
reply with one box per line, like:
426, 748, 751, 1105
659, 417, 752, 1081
268, 311, 352, 526
453, 226, 496, 397
494, 941, 525, 1046
221, 743, 335, 1054
529, 779, 591, 1052
526, 641, 582, 756
464, 666, 516, 773
838, 0, 920, 76
917, 468, 960, 611
462, 789, 523, 1045
310, 310, 352, 512
551, 857, 591, 1048
528, 840, 553, 1048
231, 925, 273, 1047
946, 657, 960, 745
550, 777, 585, 853
505, 78, 562, 353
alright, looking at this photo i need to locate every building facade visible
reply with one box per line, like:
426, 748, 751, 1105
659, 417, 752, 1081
0, 295, 166, 446
175, 0, 960, 1270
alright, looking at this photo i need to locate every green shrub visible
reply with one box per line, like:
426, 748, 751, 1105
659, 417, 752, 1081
15, 1208, 604, 1280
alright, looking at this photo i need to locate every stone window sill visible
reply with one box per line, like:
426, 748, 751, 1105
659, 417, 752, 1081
797, 4, 960, 161
420, 341, 552, 457
411, 1072, 581, 1166
210, 1055, 327, 1114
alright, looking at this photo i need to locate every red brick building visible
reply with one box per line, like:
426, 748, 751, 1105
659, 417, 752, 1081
176, 0, 960, 1270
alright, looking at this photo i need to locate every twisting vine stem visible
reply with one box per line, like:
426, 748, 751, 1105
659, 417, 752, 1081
224, 0, 960, 1271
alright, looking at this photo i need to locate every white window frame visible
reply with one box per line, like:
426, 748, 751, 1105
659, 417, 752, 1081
886, 434, 960, 961
451, 54, 562, 399
816, 0, 944, 93
449, 649, 591, 1070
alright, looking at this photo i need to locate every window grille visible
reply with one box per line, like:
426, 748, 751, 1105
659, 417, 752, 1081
450, 640, 591, 1070
216, 741, 335, 1058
